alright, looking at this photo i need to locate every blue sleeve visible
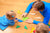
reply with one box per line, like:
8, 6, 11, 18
43, 13, 50, 25
9, 22, 15, 26
33, 15, 50, 25
25, 2, 34, 13
43, 8, 50, 25
43, 16, 49, 25
33, 20, 41, 24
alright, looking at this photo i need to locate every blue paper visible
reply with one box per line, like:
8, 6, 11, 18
18, 19, 23, 22
33, 20, 41, 24
15, 18, 23, 22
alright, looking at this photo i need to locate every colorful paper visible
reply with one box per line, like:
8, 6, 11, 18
18, 19, 23, 22
30, 27, 35, 33
23, 17, 29, 21
15, 18, 23, 22
17, 10, 22, 14
16, 25, 20, 28
24, 25, 28, 29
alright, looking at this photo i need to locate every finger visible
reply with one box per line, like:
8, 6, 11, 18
25, 19, 29, 21
25, 20, 29, 22
22, 14, 23, 17
25, 19, 28, 21
24, 15, 27, 17
24, 15, 26, 17
22, 15, 23, 17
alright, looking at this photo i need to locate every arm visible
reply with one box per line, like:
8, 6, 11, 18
43, 17, 49, 25
43, 14, 50, 25
33, 20, 41, 24
33, 14, 50, 25
9, 22, 15, 26
8, 20, 15, 26
43, 8, 50, 25
25, 2, 34, 13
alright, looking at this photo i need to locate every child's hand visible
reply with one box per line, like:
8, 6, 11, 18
22, 13, 28, 17
25, 18, 33, 24
14, 20, 18, 23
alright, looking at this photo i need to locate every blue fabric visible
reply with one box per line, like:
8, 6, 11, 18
33, 20, 41, 24
0, 25, 8, 31
39, 1, 50, 25
7, 19, 15, 26
49, 26, 50, 28
25, 2, 34, 13
25, 1, 50, 25
0, 15, 15, 30
0, 15, 23, 30
16, 18, 23, 22
0, 15, 8, 30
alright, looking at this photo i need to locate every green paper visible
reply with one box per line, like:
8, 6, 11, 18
23, 17, 29, 21
48, 24, 50, 26
16, 25, 20, 28
25, 32, 26, 33
24, 25, 28, 29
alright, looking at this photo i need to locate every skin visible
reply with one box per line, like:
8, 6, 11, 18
22, 7, 43, 24
6, 11, 18, 22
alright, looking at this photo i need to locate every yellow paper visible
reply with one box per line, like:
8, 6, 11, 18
17, 10, 20, 13
30, 27, 35, 33
17, 10, 22, 14
20, 12, 22, 14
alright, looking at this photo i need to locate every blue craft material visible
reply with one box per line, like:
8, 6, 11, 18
33, 20, 41, 24
16, 18, 23, 22
18, 19, 23, 22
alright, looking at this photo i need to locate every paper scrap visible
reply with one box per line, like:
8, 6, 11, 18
23, 17, 29, 21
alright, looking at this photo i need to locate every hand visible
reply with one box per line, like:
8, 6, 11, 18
25, 18, 33, 24
22, 13, 28, 17
14, 20, 18, 23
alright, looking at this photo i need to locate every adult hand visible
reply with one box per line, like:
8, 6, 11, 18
25, 18, 33, 24
22, 13, 28, 17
